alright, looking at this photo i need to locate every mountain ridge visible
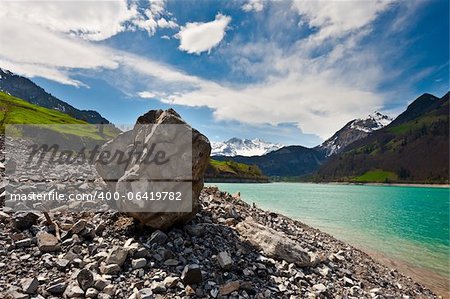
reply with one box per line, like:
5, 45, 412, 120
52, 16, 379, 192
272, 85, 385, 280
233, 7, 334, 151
0, 68, 110, 124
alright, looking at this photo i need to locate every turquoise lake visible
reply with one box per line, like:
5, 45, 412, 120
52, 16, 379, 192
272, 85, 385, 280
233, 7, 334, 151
207, 183, 450, 277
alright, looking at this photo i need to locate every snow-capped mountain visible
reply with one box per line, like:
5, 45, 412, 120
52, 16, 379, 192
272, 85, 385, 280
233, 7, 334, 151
212, 138, 283, 156
317, 112, 393, 157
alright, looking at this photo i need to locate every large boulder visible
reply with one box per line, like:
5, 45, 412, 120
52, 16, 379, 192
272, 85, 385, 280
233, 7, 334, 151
96, 109, 211, 230
236, 217, 319, 267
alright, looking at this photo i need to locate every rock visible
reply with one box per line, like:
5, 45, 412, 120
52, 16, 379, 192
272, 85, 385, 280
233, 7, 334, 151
105, 246, 128, 266
219, 281, 240, 295
94, 276, 110, 291
150, 281, 166, 294
103, 285, 115, 296
217, 251, 233, 270
163, 276, 179, 288
15, 238, 32, 248
13, 212, 39, 230
344, 276, 354, 286
77, 269, 94, 291
100, 263, 121, 275
95, 109, 211, 230
71, 220, 87, 234
21, 277, 39, 294
36, 231, 60, 252
149, 230, 168, 245
236, 218, 318, 267
132, 258, 147, 269
136, 288, 153, 299
185, 285, 195, 296
46, 281, 67, 294
86, 288, 99, 298
181, 264, 203, 285
63, 284, 84, 298
56, 258, 70, 270
163, 259, 179, 266
7, 290, 29, 299
313, 283, 327, 292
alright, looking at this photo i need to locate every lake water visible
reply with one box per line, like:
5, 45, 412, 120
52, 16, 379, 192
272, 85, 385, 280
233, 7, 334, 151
207, 182, 450, 278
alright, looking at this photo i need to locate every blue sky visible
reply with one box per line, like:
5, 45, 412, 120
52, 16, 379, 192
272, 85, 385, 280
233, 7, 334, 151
0, 0, 448, 147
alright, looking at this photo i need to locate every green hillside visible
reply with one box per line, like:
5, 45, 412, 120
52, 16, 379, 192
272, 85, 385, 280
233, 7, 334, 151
316, 93, 449, 184
0, 91, 118, 141
205, 159, 269, 182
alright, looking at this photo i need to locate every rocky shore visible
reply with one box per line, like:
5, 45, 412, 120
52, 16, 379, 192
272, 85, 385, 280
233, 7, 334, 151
0, 186, 440, 299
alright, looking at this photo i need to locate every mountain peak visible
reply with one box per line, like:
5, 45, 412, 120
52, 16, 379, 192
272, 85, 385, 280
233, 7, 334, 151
212, 137, 283, 156
317, 111, 392, 156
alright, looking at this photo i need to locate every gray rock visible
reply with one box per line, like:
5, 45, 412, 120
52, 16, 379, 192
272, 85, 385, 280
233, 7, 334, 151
13, 212, 39, 230
105, 246, 128, 266
46, 281, 67, 294
131, 258, 147, 269
149, 230, 168, 245
181, 264, 203, 285
15, 238, 33, 248
136, 288, 153, 299
217, 251, 233, 270
163, 276, 179, 288
95, 109, 211, 230
77, 268, 94, 291
94, 276, 110, 291
100, 263, 121, 275
150, 281, 166, 294
71, 220, 87, 234
7, 290, 29, 299
236, 218, 318, 267
63, 284, 84, 298
313, 283, 327, 292
86, 288, 99, 298
56, 258, 70, 270
21, 277, 39, 294
163, 259, 179, 266
36, 232, 60, 253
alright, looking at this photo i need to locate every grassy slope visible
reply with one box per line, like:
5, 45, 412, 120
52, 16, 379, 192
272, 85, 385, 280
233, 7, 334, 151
206, 159, 268, 181
0, 91, 118, 140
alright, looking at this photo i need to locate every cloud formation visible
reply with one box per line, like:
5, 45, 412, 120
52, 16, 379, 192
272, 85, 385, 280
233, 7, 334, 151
0, 0, 416, 140
176, 14, 232, 54
242, 0, 264, 12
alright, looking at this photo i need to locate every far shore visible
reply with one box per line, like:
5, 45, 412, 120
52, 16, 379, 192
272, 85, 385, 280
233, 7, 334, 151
210, 180, 450, 188
318, 181, 450, 188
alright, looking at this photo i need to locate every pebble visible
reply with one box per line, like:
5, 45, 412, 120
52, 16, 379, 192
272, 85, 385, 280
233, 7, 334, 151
217, 251, 233, 270
21, 277, 39, 294
36, 232, 60, 253
181, 264, 203, 285
131, 258, 147, 269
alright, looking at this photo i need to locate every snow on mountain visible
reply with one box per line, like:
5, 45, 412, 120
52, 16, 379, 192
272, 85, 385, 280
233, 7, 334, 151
212, 138, 283, 156
317, 111, 393, 157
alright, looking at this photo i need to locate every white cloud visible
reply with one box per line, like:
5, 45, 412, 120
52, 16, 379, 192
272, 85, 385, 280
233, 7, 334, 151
292, 0, 394, 41
176, 14, 231, 54
0, 1, 138, 41
242, 0, 264, 12
0, 0, 402, 139
132, 0, 179, 35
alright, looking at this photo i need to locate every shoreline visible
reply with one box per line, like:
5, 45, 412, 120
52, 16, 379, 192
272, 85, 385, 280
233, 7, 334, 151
365, 249, 450, 299
321, 181, 450, 188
